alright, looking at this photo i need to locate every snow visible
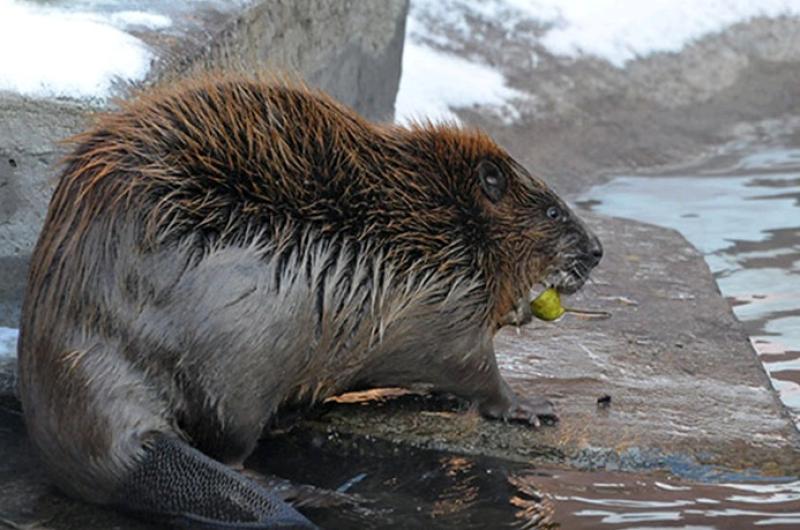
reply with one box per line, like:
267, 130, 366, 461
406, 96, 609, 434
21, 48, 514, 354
0, 327, 17, 360
398, 0, 800, 123
395, 5, 526, 124
522, 0, 800, 67
395, 38, 522, 124
0, 0, 167, 99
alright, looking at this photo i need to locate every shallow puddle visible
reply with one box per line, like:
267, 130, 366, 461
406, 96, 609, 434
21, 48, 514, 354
577, 148, 800, 426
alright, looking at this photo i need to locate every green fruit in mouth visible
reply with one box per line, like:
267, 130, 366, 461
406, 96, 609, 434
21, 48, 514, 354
531, 288, 566, 321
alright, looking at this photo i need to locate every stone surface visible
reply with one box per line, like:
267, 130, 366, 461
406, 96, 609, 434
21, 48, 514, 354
0, 0, 408, 328
0, 95, 92, 327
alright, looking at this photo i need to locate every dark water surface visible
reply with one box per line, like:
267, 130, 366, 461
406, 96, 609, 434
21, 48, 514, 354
253, 427, 800, 529
1, 402, 797, 530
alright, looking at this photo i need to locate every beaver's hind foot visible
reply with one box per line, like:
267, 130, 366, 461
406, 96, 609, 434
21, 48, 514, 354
115, 434, 316, 529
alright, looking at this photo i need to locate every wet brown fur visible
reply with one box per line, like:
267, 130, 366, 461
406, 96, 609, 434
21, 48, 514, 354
32, 73, 567, 324
18, 72, 599, 512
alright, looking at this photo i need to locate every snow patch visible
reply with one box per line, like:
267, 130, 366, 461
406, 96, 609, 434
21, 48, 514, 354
395, 40, 522, 124
0, 0, 164, 99
398, 0, 800, 122
528, 0, 800, 67
396, 7, 524, 124
410, 0, 800, 68
0, 327, 17, 361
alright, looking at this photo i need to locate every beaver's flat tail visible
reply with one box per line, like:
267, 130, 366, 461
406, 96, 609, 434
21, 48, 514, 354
115, 434, 317, 529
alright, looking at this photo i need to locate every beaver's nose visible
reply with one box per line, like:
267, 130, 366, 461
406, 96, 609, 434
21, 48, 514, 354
587, 235, 603, 267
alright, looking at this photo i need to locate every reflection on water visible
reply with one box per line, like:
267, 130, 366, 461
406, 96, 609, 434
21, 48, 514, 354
577, 149, 800, 425
252, 428, 800, 529
252, 429, 528, 529
531, 470, 800, 529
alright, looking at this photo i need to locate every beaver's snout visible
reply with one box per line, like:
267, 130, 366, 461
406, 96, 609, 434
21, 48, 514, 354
584, 233, 603, 268
570, 231, 603, 289
544, 227, 603, 295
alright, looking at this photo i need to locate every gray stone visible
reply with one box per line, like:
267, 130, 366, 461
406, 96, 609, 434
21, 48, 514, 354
183, 0, 409, 122
0, 95, 93, 327
0, 0, 409, 328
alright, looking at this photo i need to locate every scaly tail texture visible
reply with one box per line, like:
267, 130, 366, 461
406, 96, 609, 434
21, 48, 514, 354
114, 435, 317, 529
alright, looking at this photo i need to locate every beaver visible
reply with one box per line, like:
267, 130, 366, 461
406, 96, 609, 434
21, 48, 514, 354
18, 73, 602, 528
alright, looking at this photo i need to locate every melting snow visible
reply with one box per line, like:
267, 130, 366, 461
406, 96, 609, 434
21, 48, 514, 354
0, 0, 167, 99
397, 0, 800, 122
395, 37, 522, 124
521, 0, 800, 67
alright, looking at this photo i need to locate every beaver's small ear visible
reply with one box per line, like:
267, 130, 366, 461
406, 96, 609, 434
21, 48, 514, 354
478, 160, 506, 202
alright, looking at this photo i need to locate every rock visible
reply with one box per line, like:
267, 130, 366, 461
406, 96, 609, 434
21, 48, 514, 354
0, 96, 91, 328
0, 0, 409, 328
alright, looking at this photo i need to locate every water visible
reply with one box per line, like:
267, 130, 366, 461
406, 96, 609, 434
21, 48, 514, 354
250, 425, 800, 529
577, 148, 800, 426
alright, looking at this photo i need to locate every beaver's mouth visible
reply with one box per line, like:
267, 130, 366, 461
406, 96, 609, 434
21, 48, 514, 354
542, 262, 592, 295
502, 264, 592, 328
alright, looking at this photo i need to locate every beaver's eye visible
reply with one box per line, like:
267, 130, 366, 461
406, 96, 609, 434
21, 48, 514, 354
546, 206, 561, 220
478, 160, 507, 202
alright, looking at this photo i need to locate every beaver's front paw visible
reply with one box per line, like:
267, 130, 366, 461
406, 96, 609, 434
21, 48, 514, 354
499, 296, 534, 328
480, 394, 558, 428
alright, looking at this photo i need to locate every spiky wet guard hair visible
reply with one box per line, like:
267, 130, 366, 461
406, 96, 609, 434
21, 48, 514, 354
37, 73, 551, 325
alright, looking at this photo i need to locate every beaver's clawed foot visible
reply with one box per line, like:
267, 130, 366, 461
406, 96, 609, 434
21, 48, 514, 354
503, 395, 559, 427
481, 394, 558, 428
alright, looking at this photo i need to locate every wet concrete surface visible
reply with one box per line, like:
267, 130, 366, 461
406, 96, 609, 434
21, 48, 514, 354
580, 149, 800, 424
